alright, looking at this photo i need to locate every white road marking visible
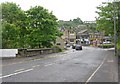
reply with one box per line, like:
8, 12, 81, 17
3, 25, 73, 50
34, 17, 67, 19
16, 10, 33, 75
44, 63, 54, 66
85, 56, 107, 84
0, 68, 33, 79
14, 68, 25, 72
32, 65, 40, 68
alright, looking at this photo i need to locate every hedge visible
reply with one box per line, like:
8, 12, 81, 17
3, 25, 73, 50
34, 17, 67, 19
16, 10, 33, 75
97, 44, 114, 48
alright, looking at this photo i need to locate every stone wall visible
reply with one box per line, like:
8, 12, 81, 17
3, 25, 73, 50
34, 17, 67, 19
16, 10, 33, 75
17, 48, 60, 57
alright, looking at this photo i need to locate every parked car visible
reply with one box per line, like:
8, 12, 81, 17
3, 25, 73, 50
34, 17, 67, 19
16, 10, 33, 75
75, 44, 82, 50
66, 44, 70, 47
103, 41, 111, 44
72, 44, 76, 49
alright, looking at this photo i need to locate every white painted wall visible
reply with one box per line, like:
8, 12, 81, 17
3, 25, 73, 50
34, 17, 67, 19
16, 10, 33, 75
0, 49, 18, 57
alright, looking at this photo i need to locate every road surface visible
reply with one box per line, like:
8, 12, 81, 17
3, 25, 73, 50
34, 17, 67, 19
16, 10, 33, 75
1, 46, 118, 83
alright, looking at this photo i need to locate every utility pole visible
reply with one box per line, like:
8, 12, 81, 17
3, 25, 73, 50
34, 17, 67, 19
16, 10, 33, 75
113, 0, 117, 56
108, 0, 118, 56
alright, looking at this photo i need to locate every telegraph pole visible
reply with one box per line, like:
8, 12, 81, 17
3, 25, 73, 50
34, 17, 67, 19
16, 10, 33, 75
113, 0, 118, 56
113, 3, 117, 56
108, 0, 118, 56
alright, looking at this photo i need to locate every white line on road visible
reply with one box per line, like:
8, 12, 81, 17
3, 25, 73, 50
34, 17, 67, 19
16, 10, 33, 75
44, 63, 54, 66
14, 68, 25, 72
32, 65, 40, 68
2, 53, 66, 67
85, 55, 107, 84
0, 68, 33, 79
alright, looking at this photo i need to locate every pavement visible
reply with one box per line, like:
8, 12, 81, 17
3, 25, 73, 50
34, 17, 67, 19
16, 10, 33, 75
88, 50, 118, 82
0, 46, 118, 83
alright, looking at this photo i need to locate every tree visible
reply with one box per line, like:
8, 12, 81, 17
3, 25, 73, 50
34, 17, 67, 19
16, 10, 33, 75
58, 17, 83, 28
84, 22, 97, 32
96, 2, 114, 35
1, 2, 26, 48
117, 2, 120, 50
1, 2, 61, 48
73, 17, 83, 24
26, 6, 60, 48
96, 1, 120, 49
2, 21, 19, 48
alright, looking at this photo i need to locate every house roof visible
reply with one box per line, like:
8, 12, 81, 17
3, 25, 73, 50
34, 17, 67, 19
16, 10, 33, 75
78, 29, 88, 34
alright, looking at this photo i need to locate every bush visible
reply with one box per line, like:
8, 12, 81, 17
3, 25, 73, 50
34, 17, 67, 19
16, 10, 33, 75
117, 39, 120, 50
97, 44, 114, 48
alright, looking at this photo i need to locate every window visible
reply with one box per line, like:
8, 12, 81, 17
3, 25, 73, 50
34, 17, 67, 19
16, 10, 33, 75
70, 39, 74, 42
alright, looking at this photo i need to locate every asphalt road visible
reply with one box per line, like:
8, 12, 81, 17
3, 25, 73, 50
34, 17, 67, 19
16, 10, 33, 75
1, 46, 118, 82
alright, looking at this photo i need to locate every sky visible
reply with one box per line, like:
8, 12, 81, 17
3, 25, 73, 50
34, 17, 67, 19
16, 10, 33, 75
0, 0, 108, 21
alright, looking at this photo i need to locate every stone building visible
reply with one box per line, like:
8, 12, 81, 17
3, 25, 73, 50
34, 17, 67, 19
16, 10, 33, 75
89, 32, 103, 44
61, 28, 76, 45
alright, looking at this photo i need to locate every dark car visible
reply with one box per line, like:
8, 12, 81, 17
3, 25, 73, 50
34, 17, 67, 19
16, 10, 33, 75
66, 44, 70, 47
75, 44, 82, 50
72, 44, 76, 49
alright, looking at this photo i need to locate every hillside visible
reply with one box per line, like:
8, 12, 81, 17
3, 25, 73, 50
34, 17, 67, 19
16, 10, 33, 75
58, 18, 97, 33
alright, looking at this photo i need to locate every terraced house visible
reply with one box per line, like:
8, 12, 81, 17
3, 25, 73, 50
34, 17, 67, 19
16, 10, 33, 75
60, 28, 76, 45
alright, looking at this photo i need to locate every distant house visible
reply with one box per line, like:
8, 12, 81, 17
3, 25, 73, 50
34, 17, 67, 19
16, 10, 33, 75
89, 32, 103, 45
59, 25, 104, 46
69, 30, 76, 45
61, 28, 76, 45
76, 30, 104, 46
76, 29, 90, 45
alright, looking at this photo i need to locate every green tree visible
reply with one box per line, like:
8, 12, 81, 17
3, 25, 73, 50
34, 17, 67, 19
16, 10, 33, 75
1, 2, 61, 49
26, 6, 60, 48
96, 2, 114, 35
73, 17, 83, 24
2, 21, 19, 48
96, 2, 120, 49
117, 2, 120, 50
58, 17, 83, 28
1, 2, 26, 48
